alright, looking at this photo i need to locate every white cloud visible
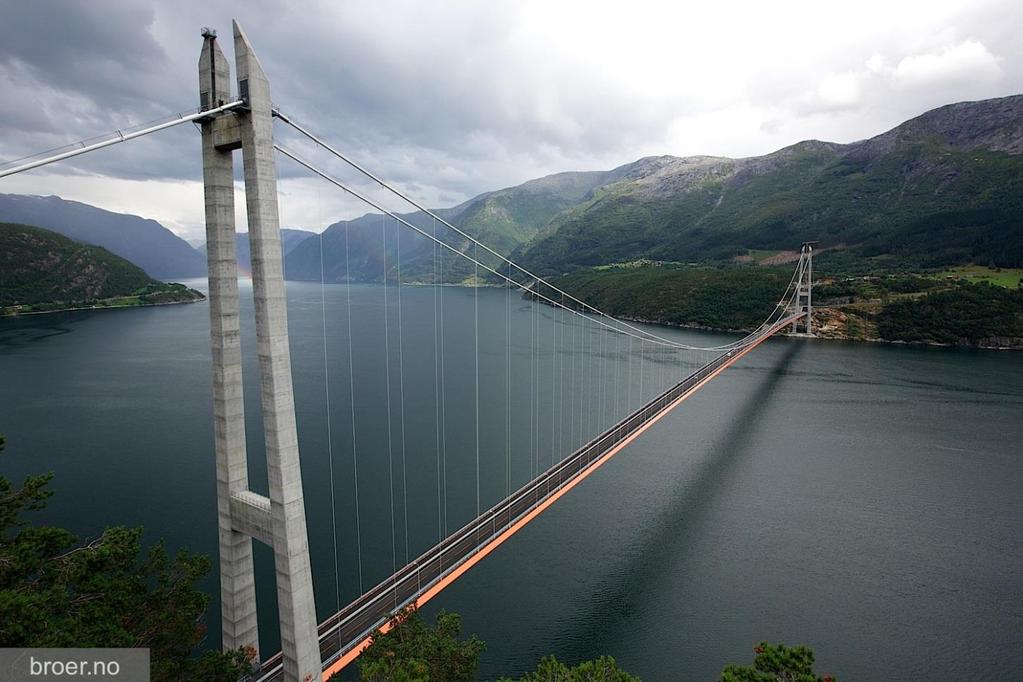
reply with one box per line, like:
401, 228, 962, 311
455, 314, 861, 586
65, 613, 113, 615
815, 72, 864, 111
866, 53, 886, 73
0, 172, 206, 237
893, 39, 1001, 89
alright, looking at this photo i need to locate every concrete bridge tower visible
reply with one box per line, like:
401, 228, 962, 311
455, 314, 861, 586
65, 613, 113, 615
198, 22, 320, 682
792, 241, 815, 335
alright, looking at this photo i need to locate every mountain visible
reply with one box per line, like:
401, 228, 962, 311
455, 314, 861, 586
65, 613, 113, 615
0, 194, 207, 279
517, 95, 1023, 272
286, 95, 1023, 283
195, 228, 316, 276
283, 167, 634, 283
9, 95, 1015, 289
0, 222, 204, 314
280, 228, 316, 255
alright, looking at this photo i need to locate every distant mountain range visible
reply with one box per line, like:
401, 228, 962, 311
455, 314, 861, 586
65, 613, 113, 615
516, 94, 1023, 273
284, 94, 1023, 282
194, 229, 316, 276
283, 166, 630, 283
2, 94, 1020, 285
0, 194, 316, 280
0, 194, 207, 279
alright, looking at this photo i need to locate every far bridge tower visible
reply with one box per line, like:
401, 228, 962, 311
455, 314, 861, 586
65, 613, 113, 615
792, 241, 815, 335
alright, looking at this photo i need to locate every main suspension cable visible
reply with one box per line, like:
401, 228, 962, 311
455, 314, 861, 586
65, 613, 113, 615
0, 100, 244, 178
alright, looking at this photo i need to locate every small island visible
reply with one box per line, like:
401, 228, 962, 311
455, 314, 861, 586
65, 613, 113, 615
0, 222, 204, 316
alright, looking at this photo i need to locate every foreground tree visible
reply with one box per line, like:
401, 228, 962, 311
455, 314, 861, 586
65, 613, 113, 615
720, 642, 835, 682
500, 655, 640, 681
349, 604, 641, 681
352, 606, 485, 681
0, 435, 253, 681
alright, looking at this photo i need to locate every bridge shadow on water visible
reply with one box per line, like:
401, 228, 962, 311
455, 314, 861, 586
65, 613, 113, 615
553, 341, 803, 661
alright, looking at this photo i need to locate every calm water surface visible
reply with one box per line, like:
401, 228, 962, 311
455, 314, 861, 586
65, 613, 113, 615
0, 280, 1020, 681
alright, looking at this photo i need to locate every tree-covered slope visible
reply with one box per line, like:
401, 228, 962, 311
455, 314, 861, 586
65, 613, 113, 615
550, 263, 793, 331
550, 258, 1023, 348
0, 222, 203, 314
874, 282, 1023, 345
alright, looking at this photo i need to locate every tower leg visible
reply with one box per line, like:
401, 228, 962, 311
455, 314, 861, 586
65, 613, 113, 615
234, 21, 320, 682
805, 245, 813, 335
200, 32, 259, 658
792, 252, 805, 334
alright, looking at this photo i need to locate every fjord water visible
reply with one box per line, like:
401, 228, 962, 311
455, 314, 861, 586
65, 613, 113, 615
0, 280, 1020, 681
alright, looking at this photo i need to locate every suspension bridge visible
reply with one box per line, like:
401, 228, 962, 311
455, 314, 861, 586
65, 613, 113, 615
0, 22, 815, 682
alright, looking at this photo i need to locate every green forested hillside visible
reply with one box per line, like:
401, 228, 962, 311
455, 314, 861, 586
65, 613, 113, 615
518, 95, 1023, 274
549, 259, 1023, 348
285, 95, 1023, 287
551, 263, 793, 331
0, 222, 203, 315
875, 283, 1023, 345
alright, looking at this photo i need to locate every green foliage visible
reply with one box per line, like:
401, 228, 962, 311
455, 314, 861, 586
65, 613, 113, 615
499, 655, 640, 681
0, 222, 153, 305
348, 606, 639, 682
0, 435, 253, 681
551, 263, 792, 331
720, 642, 834, 682
875, 281, 1023, 344
814, 274, 942, 302
0, 435, 54, 538
0, 222, 203, 314
551, 258, 1023, 346
352, 606, 484, 682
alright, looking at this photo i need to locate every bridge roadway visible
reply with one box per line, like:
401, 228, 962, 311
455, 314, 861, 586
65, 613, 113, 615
255, 312, 804, 681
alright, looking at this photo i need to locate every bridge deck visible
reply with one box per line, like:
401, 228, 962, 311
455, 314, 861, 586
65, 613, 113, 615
255, 313, 803, 681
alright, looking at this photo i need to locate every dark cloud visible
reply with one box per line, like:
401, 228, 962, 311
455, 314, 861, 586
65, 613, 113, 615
0, 0, 1021, 239
0, 1, 167, 105
0, 0, 678, 191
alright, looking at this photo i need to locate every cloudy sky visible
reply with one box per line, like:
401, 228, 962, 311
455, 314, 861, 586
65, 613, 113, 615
1, 0, 1020, 242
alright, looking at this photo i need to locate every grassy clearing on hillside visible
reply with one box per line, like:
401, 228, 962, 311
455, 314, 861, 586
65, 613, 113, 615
746, 249, 782, 262
934, 265, 1023, 288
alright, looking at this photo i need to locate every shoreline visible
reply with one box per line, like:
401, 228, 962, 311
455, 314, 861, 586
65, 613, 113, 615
612, 312, 1023, 351
316, 280, 1023, 352
13, 280, 1015, 350
1, 297, 204, 319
